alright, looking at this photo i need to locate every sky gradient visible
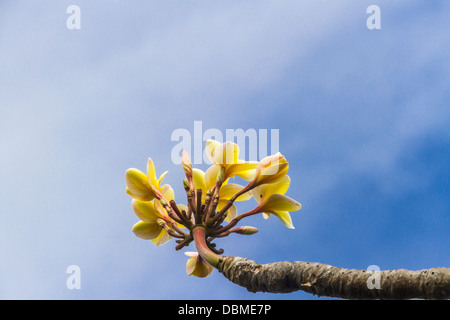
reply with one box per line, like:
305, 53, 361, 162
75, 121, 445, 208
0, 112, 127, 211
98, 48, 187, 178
0, 1, 449, 299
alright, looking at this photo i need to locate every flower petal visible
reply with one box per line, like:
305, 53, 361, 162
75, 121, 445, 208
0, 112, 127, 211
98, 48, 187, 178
265, 210, 295, 229
186, 255, 197, 275
219, 184, 252, 201
251, 186, 262, 203
151, 229, 172, 246
252, 153, 289, 186
226, 162, 258, 180
160, 184, 175, 202
146, 158, 158, 187
258, 162, 289, 185
205, 140, 221, 164
204, 164, 220, 190
214, 141, 239, 166
226, 203, 237, 221
132, 199, 162, 222
192, 168, 207, 196
132, 221, 161, 240
257, 176, 291, 201
185, 252, 214, 278
126, 187, 153, 201
125, 168, 155, 201
259, 194, 301, 212
157, 171, 168, 187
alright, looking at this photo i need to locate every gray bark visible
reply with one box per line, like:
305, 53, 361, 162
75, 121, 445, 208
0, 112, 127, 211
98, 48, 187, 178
218, 256, 450, 299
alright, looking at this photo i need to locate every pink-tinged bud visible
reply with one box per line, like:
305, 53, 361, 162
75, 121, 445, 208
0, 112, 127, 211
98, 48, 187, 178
232, 226, 259, 235
182, 150, 193, 176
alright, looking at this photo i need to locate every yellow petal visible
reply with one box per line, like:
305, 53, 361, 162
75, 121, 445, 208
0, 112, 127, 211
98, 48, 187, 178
253, 153, 289, 186
157, 171, 168, 187
214, 141, 239, 166
192, 168, 207, 196
125, 168, 155, 201
185, 252, 214, 278
132, 199, 162, 222
251, 186, 262, 203
257, 176, 291, 201
219, 184, 252, 201
151, 229, 172, 246
205, 140, 221, 164
184, 251, 198, 258
225, 203, 237, 221
259, 194, 301, 212
216, 201, 237, 222
265, 210, 295, 229
132, 221, 161, 240
186, 255, 197, 275
160, 184, 175, 202
204, 164, 220, 190
146, 158, 158, 187
226, 162, 258, 180
126, 187, 154, 201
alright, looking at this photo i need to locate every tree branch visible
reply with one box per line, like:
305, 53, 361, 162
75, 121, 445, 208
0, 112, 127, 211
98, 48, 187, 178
217, 256, 450, 299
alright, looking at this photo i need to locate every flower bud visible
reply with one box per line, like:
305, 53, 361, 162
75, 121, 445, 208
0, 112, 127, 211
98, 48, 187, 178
232, 226, 259, 235
181, 150, 193, 177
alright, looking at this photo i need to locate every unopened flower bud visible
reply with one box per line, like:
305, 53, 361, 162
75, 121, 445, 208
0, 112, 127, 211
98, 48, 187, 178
182, 150, 193, 176
232, 226, 259, 235
205, 189, 212, 202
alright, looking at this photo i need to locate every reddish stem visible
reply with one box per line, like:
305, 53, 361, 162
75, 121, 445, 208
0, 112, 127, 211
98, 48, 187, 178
192, 227, 221, 268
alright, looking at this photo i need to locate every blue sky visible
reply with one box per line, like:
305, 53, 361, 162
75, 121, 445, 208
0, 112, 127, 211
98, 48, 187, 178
0, 1, 449, 299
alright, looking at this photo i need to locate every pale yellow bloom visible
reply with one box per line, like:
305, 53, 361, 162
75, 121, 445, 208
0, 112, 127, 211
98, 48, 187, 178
185, 252, 214, 278
125, 158, 168, 201
204, 140, 257, 187
130, 184, 176, 246
251, 153, 289, 187
252, 175, 301, 229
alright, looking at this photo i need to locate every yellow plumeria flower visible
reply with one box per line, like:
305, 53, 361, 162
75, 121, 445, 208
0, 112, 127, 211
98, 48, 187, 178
192, 168, 252, 221
204, 140, 257, 189
131, 184, 176, 246
125, 158, 168, 201
185, 252, 214, 278
251, 153, 289, 187
252, 175, 301, 229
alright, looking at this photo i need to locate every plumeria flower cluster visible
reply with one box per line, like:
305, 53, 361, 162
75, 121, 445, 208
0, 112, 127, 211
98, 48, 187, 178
125, 140, 301, 278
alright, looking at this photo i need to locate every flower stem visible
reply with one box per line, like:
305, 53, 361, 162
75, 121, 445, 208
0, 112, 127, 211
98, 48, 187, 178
207, 185, 251, 226
212, 206, 261, 235
192, 226, 221, 268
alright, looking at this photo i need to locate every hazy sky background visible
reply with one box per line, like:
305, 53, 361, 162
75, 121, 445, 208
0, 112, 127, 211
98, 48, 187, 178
0, 1, 449, 299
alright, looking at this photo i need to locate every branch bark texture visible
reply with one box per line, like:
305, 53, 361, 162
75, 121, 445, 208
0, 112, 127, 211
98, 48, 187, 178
217, 256, 450, 299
